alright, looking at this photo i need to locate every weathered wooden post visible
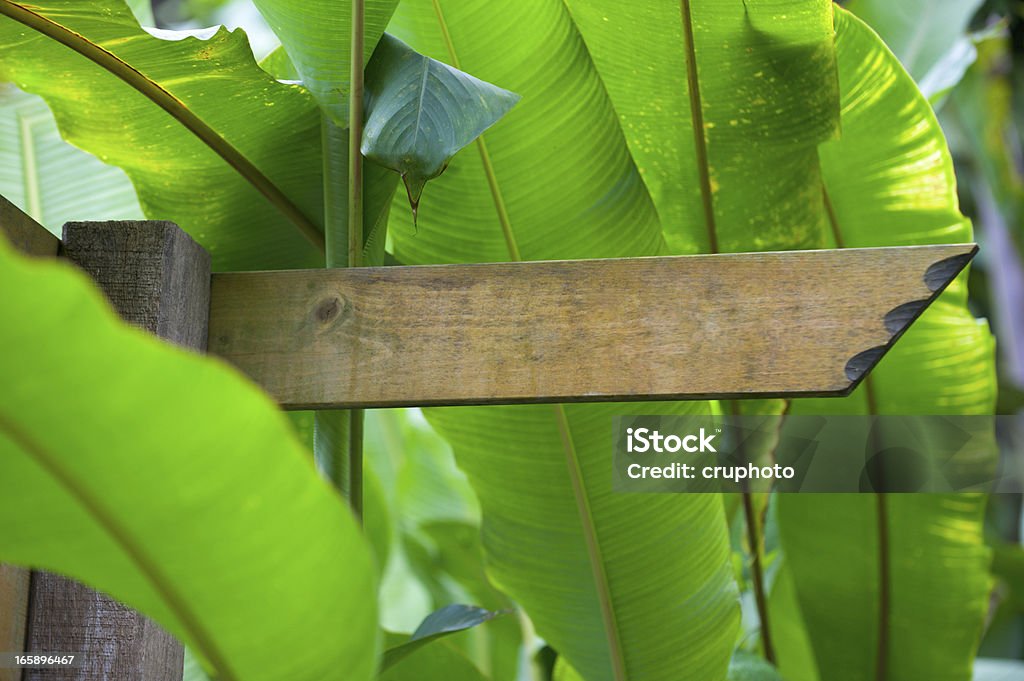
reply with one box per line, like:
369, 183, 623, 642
2, 209, 208, 681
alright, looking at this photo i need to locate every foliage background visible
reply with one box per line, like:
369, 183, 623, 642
4, 0, 1024, 680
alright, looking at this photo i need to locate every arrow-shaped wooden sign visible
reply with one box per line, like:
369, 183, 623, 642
208, 243, 975, 409
0, 199, 975, 410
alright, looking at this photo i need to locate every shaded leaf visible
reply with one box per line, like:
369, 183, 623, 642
0, 235, 377, 681
362, 33, 519, 217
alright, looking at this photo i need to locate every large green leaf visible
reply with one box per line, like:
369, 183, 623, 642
552, 6, 839, 668
386, 0, 666, 264
778, 9, 996, 681
364, 409, 520, 679
363, 33, 519, 216
561, 0, 839, 254
425, 402, 738, 681
385, 2, 839, 680
0, 85, 144, 231
251, 0, 399, 125
0, 234, 377, 681
0, 0, 324, 270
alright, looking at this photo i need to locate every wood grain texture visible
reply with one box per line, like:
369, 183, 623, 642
21, 221, 210, 681
24, 576, 184, 681
0, 196, 58, 258
62, 221, 210, 349
209, 244, 976, 409
0, 566, 30, 681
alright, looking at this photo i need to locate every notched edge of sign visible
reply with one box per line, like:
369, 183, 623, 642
840, 243, 979, 396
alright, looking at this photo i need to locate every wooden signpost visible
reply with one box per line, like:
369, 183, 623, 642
0, 199, 977, 680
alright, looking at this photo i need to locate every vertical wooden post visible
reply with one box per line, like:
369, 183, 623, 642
22, 220, 210, 681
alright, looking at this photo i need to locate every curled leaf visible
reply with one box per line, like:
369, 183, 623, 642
362, 34, 519, 224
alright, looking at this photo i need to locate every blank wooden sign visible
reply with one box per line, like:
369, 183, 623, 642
208, 243, 976, 409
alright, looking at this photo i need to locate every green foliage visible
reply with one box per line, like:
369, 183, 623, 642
727, 652, 785, 681
382, 604, 504, 670
0, 234, 377, 681
380, 632, 488, 681
0, 1, 1005, 680
560, 0, 840, 253
847, 0, 985, 100
0, 86, 144, 231
250, 0, 399, 126
0, 0, 324, 270
426, 403, 739, 681
778, 9, 995, 681
385, 0, 666, 264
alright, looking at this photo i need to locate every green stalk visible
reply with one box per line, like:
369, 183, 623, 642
317, 116, 353, 503
346, 0, 366, 524
316, 0, 366, 523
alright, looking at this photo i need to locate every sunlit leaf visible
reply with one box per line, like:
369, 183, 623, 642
0, 0, 324, 270
0, 235, 377, 681
779, 9, 995, 681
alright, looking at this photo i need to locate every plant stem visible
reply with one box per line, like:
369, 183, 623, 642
679, 0, 718, 254
865, 379, 890, 681
741, 492, 776, 664
349, 0, 365, 270
318, 116, 353, 503
346, 0, 366, 525
728, 401, 777, 663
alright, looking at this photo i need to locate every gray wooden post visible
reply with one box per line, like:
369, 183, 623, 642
23, 220, 210, 681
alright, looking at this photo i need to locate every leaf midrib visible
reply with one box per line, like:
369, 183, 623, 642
0, 1, 325, 252
678, 0, 718, 254
0, 409, 239, 681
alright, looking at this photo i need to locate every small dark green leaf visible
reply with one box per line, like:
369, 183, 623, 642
381, 604, 505, 670
362, 33, 519, 221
